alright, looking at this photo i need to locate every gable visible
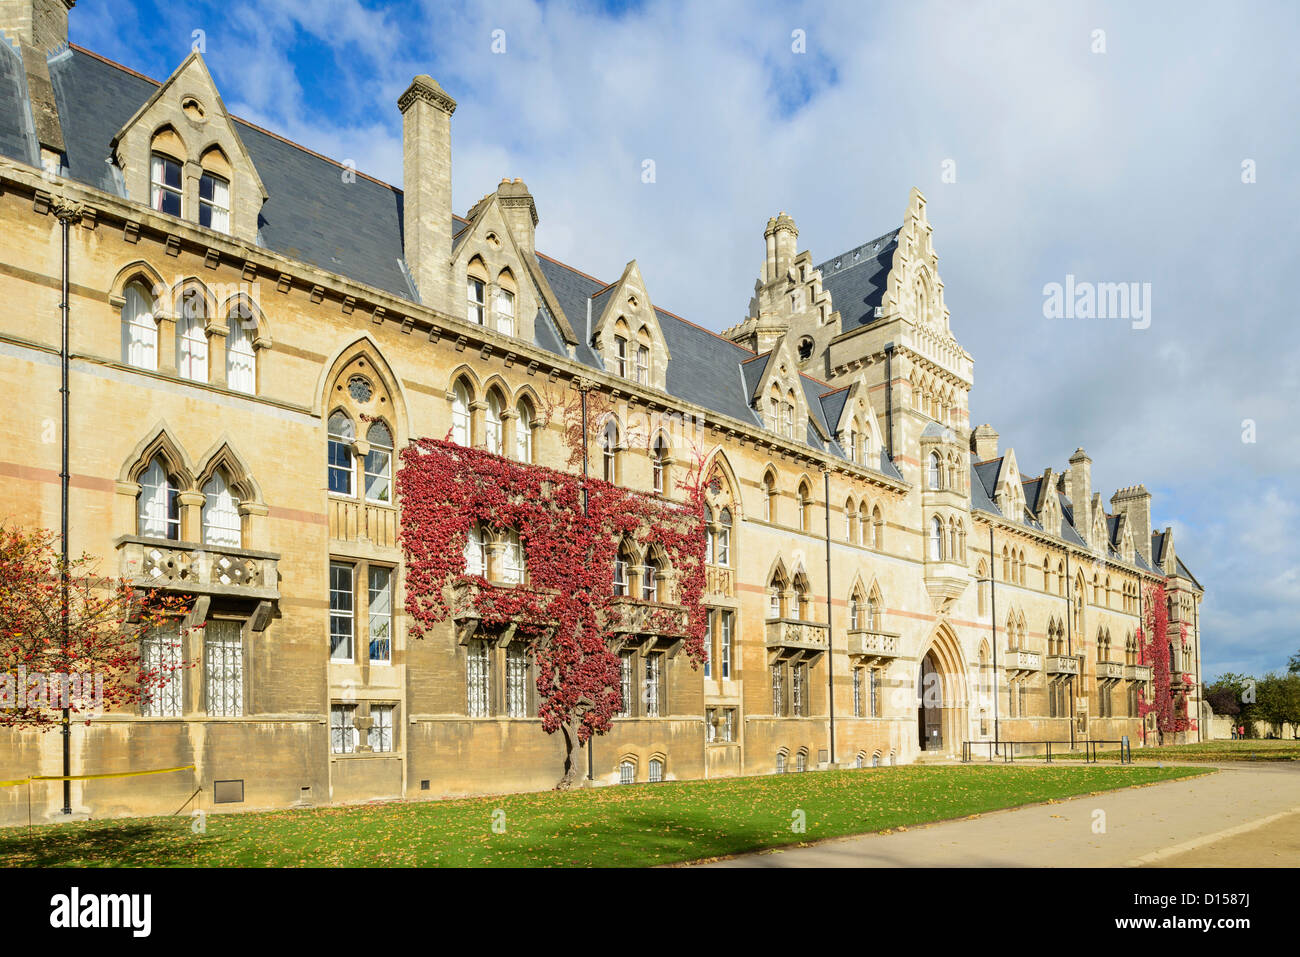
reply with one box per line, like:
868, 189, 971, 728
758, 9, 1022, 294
451, 194, 540, 343
109, 51, 266, 243
589, 260, 670, 390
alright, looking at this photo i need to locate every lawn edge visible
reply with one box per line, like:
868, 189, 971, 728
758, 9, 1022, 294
667, 765, 1215, 868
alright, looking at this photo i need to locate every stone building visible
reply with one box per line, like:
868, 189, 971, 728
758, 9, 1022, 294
0, 1, 1204, 822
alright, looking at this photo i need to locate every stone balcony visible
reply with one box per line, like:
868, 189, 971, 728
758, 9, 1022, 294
1003, 649, 1042, 673
1125, 664, 1153, 682
846, 629, 902, 661
449, 578, 555, 644
116, 536, 279, 601
765, 618, 829, 663
1044, 654, 1079, 676
603, 597, 691, 654
1096, 660, 1125, 681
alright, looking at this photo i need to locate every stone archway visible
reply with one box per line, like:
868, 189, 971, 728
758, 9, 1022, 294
916, 625, 969, 755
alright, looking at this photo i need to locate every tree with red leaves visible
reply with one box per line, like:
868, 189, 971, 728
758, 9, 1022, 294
398, 387, 708, 789
1137, 580, 1189, 743
0, 525, 188, 730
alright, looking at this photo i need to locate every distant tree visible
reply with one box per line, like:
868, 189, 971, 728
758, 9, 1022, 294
1211, 671, 1260, 734
1256, 673, 1300, 738
1289, 650, 1300, 675
1203, 682, 1240, 718
0, 524, 186, 729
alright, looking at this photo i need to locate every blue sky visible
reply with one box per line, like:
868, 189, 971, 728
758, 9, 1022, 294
69, 0, 1300, 679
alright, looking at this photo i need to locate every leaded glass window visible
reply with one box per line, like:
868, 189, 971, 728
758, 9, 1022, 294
198, 171, 230, 231
364, 421, 393, 504
643, 653, 661, 718
327, 411, 355, 495
122, 282, 157, 369
329, 562, 354, 661
150, 153, 182, 216
467, 640, 490, 717
202, 470, 241, 547
368, 566, 392, 663
506, 644, 529, 717
204, 619, 243, 717
368, 705, 393, 752
226, 305, 256, 393
138, 457, 179, 540
330, 704, 358, 754
618, 651, 633, 717
140, 623, 182, 717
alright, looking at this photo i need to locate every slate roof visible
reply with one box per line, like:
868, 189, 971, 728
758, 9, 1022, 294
0, 39, 36, 166
815, 229, 899, 329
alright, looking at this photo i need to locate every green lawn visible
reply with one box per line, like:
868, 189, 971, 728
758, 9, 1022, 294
1052, 739, 1300, 763
0, 764, 1210, 867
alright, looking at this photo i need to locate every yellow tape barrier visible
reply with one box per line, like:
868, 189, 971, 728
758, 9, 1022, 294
0, 765, 194, 787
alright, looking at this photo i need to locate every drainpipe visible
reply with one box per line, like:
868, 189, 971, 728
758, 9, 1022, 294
989, 525, 999, 755
1138, 581, 1146, 746
1194, 597, 1202, 744
823, 469, 835, 766
579, 380, 593, 782
883, 343, 894, 464
1065, 552, 1075, 748
56, 200, 80, 815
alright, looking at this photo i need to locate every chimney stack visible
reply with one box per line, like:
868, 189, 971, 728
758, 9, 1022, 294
768, 211, 797, 281
399, 74, 456, 312
1110, 485, 1152, 564
0, 0, 73, 55
971, 424, 999, 461
496, 177, 538, 256
1068, 447, 1092, 528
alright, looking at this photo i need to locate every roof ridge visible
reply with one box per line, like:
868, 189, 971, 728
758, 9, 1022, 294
814, 227, 901, 274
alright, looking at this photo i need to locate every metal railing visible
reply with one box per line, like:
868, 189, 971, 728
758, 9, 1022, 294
961, 738, 1133, 764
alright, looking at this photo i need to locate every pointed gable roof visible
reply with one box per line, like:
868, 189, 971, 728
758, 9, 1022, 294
110, 50, 267, 203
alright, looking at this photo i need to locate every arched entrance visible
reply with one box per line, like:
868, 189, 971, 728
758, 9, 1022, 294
916, 626, 969, 755
918, 653, 943, 751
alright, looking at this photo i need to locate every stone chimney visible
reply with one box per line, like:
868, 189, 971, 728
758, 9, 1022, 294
399, 74, 456, 312
0, 0, 73, 54
496, 177, 538, 256
1110, 485, 1152, 564
764, 211, 798, 282
1067, 447, 1091, 526
971, 424, 999, 461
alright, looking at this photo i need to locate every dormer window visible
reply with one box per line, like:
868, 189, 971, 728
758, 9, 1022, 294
467, 277, 486, 325
495, 287, 515, 336
150, 153, 182, 217
614, 336, 628, 378
636, 344, 650, 385
198, 172, 230, 232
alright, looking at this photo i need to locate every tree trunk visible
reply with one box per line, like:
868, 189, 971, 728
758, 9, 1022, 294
556, 721, 585, 790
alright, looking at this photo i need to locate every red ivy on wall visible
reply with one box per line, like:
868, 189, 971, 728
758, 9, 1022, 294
1137, 581, 1190, 737
396, 437, 707, 786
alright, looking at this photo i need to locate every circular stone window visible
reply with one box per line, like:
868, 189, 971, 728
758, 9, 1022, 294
181, 96, 206, 122
348, 375, 373, 402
